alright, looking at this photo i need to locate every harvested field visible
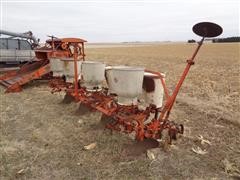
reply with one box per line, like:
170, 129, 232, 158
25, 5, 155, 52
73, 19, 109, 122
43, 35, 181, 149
1, 42, 240, 179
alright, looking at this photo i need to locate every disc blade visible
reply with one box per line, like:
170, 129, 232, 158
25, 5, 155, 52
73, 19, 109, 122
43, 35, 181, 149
192, 22, 223, 38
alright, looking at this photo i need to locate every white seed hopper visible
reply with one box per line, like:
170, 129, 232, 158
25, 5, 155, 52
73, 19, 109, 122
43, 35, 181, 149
49, 58, 64, 77
61, 58, 82, 83
81, 61, 106, 91
106, 65, 144, 105
143, 72, 165, 108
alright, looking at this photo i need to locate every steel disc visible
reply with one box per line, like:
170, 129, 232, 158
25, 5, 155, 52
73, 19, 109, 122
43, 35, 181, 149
192, 22, 223, 38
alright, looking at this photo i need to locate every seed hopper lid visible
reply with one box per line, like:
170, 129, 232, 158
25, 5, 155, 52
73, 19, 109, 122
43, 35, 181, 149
192, 22, 223, 38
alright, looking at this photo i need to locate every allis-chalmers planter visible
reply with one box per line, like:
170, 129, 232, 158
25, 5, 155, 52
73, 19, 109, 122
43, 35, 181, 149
49, 22, 223, 144
1, 22, 223, 145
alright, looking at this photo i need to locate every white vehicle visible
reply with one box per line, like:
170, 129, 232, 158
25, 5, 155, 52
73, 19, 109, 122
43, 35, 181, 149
0, 30, 39, 64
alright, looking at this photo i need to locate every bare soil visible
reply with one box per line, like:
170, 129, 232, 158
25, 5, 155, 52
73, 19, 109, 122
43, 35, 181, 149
0, 43, 240, 179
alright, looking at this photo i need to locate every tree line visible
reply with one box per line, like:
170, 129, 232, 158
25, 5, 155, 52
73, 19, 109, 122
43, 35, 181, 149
212, 37, 240, 43
188, 37, 240, 43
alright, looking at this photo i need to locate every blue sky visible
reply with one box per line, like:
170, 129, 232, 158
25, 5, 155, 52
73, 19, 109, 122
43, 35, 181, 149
1, 0, 239, 42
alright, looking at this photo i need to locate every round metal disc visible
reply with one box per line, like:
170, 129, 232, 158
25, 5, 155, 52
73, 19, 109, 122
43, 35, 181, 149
192, 22, 223, 38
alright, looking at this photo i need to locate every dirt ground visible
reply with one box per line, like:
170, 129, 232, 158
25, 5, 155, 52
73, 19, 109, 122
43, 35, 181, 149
0, 42, 240, 179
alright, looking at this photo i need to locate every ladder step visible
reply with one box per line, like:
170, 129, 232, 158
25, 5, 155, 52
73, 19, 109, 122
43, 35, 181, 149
0, 80, 12, 87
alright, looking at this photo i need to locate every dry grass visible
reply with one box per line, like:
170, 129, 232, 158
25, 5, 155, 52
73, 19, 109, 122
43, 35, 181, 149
0, 42, 240, 179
